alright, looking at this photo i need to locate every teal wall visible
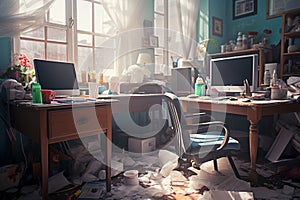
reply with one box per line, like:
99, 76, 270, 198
227, 1, 282, 47
205, 0, 282, 54
197, 0, 209, 41
208, 0, 227, 52
0, 37, 11, 70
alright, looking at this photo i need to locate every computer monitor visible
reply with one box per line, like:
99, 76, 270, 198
209, 54, 258, 94
33, 59, 80, 96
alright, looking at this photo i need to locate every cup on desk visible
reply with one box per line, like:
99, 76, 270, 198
98, 85, 106, 94
41, 90, 56, 104
88, 82, 99, 98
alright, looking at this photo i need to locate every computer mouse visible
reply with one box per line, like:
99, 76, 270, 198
241, 98, 251, 102
229, 97, 238, 101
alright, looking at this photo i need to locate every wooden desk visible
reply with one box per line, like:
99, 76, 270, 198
179, 97, 300, 181
9, 100, 115, 199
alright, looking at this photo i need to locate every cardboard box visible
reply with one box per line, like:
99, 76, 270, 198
128, 137, 156, 153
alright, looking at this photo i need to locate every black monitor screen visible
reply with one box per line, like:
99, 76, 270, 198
212, 57, 253, 85
210, 54, 258, 93
33, 59, 80, 96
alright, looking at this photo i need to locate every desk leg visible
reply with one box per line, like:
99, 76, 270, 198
11, 128, 17, 163
40, 138, 48, 199
249, 120, 258, 184
105, 136, 112, 192
40, 111, 49, 200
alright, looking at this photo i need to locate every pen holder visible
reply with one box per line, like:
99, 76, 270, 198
172, 61, 178, 68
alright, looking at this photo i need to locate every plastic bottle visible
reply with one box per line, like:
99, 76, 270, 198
205, 76, 211, 96
195, 74, 205, 96
236, 32, 242, 50
98, 72, 104, 83
263, 69, 271, 86
242, 34, 248, 50
31, 82, 42, 104
270, 69, 278, 86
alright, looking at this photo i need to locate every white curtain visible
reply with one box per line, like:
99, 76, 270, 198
176, 0, 200, 60
101, 0, 146, 76
0, 0, 55, 37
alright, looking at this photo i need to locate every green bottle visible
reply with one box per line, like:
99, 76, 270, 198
195, 74, 205, 96
31, 82, 42, 104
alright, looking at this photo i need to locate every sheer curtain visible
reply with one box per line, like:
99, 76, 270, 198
176, 0, 199, 60
0, 0, 55, 37
101, 0, 146, 76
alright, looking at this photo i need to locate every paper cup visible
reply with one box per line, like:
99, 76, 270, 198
88, 82, 99, 98
123, 170, 139, 186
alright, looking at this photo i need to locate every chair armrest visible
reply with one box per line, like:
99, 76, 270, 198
184, 121, 230, 150
184, 112, 207, 118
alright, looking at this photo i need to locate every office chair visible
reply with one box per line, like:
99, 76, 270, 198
130, 82, 171, 94
163, 92, 240, 178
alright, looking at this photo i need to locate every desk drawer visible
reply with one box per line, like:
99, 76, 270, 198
49, 106, 108, 140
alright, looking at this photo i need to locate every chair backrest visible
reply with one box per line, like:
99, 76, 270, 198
164, 92, 191, 156
131, 82, 172, 94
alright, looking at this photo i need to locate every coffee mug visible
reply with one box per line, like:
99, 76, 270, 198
41, 90, 56, 104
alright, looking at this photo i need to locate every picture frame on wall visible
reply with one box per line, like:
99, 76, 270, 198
149, 35, 159, 47
212, 17, 223, 37
143, 20, 154, 37
233, 0, 257, 20
266, 0, 300, 19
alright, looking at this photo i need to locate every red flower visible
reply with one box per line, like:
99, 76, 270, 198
263, 29, 272, 34
18, 54, 32, 69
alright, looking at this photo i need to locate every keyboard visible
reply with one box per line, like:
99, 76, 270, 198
54, 97, 87, 103
68, 97, 86, 102
212, 96, 230, 101
187, 94, 211, 100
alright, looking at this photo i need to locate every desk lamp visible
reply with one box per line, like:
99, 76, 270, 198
137, 53, 151, 67
136, 53, 152, 78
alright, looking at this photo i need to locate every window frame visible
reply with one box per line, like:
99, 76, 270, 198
154, 0, 169, 68
14, 0, 115, 74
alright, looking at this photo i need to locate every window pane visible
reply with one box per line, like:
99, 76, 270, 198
154, 0, 164, 13
154, 15, 164, 47
77, 0, 92, 32
155, 55, 163, 71
78, 47, 93, 71
95, 36, 109, 47
95, 47, 115, 70
95, 4, 113, 34
48, 0, 66, 25
20, 40, 45, 61
47, 43, 67, 61
21, 27, 44, 40
78, 33, 92, 46
154, 14, 164, 28
48, 27, 67, 42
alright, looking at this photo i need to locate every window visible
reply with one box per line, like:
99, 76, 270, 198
154, 0, 183, 74
76, 0, 114, 74
154, 0, 166, 67
19, 0, 68, 62
16, 0, 116, 81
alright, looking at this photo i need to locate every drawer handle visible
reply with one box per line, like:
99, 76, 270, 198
77, 118, 89, 125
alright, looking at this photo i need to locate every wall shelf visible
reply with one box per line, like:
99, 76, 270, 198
280, 9, 300, 80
